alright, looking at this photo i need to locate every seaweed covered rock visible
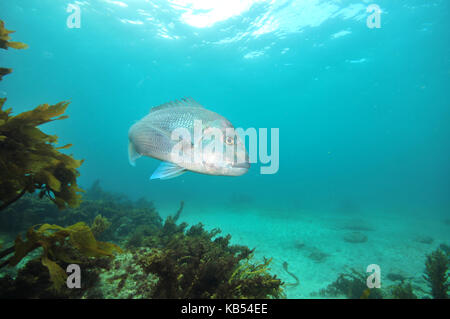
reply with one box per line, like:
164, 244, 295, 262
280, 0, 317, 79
91, 214, 112, 240
95, 250, 159, 299
343, 231, 368, 244
136, 215, 284, 299
0, 183, 163, 299
388, 282, 417, 299
0, 255, 111, 299
0, 185, 284, 299
423, 248, 449, 299
0, 181, 162, 239
0, 180, 283, 299
318, 269, 383, 299
2, 222, 122, 292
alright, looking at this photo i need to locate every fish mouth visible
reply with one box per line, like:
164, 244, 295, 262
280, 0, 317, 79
232, 162, 250, 169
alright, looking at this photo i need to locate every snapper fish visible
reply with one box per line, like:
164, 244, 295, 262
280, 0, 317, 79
128, 97, 250, 180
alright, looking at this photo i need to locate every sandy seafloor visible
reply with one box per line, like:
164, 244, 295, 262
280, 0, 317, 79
158, 202, 450, 299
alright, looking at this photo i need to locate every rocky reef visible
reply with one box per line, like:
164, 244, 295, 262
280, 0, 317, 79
0, 181, 284, 299
314, 246, 449, 299
317, 269, 383, 299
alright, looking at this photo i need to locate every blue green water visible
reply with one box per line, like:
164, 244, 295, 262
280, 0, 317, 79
1, 0, 449, 298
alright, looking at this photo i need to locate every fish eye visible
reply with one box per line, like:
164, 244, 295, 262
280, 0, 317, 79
225, 136, 234, 145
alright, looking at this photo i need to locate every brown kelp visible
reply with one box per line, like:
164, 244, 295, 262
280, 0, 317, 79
0, 20, 28, 80
2, 222, 122, 291
0, 99, 84, 210
0, 21, 124, 298
0, 20, 28, 50
0, 182, 283, 299
0, 20, 83, 211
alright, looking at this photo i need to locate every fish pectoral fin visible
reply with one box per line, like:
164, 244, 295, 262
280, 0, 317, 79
128, 142, 142, 166
150, 162, 186, 180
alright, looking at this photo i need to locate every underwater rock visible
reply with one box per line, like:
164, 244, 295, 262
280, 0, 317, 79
0, 181, 283, 299
0, 180, 163, 239
389, 282, 418, 299
339, 220, 375, 232
293, 240, 306, 250
0, 254, 111, 299
318, 269, 383, 299
91, 214, 112, 240
343, 231, 368, 244
95, 249, 158, 299
414, 235, 434, 245
307, 247, 329, 263
136, 218, 283, 299
125, 224, 160, 249
292, 240, 329, 263
2, 222, 123, 291
387, 272, 408, 282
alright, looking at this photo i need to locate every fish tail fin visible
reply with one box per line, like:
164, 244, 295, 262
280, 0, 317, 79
128, 141, 141, 166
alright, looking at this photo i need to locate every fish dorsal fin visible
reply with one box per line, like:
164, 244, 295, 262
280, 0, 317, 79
150, 97, 204, 113
150, 161, 186, 180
